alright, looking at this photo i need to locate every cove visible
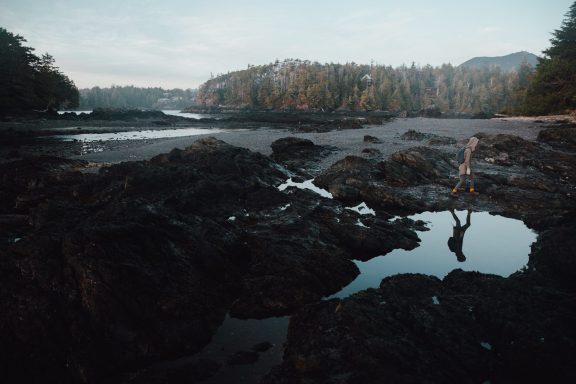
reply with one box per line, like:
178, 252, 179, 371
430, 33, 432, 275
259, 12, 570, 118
330, 210, 537, 298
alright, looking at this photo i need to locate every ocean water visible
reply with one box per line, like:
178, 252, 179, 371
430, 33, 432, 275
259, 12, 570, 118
49, 127, 231, 142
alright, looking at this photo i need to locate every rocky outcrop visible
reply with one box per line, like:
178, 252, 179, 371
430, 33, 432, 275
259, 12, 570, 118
270, 137, 336, 177
314, 133, 576, 226
266, 267, 576, 383
0, 137, 422, 382
263, 128, 576, 383
401, 129, 456, 145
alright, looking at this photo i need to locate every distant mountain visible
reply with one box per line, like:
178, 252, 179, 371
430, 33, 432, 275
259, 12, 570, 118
459, 51, 539, 72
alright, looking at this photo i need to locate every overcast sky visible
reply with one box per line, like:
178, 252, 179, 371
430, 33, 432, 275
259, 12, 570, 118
1, 0, 573, 89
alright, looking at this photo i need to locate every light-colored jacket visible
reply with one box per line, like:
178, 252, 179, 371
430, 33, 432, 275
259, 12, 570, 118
458, 137, 479, 176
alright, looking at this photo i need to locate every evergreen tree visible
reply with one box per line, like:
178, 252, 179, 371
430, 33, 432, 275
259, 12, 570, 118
0, 27, 79, 115
525, 2, 576, 114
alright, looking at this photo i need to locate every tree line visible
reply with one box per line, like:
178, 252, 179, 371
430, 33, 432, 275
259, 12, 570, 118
196, 2, 575, 117
0, 27, 79, 115
78, 86, 197, 111
196, 59, 535, 115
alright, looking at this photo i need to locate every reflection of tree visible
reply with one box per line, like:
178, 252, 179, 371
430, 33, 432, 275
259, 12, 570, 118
447, 209, 472, 262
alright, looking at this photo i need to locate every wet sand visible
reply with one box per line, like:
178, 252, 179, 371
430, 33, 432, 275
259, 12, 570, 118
70, 117, 549, 173
4, 116, 563, 175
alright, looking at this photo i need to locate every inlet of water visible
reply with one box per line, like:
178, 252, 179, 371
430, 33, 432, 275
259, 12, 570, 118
47, 127, 232, 142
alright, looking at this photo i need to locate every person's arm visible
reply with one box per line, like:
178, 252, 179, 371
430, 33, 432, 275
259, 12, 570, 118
464, 148, 472, 172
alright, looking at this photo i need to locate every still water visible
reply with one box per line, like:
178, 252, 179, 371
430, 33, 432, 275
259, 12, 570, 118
50, 127, 231, 142
331, 210, 537, 298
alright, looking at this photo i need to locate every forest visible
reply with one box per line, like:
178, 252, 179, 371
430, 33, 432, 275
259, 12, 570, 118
196, 60, 535, 115
78, 86, 197, 111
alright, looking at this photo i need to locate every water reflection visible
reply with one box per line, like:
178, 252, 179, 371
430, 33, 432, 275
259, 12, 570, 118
330, 210, 537, 298
448, 209, 471, 262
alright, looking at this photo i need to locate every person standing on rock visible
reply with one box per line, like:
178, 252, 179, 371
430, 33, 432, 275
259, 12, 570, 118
451, 136, 480, 197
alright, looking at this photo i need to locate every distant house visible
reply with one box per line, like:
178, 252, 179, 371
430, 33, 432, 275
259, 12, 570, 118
361, 74, 373, 86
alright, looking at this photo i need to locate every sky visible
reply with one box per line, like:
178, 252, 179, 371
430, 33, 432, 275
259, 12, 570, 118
1, 0, 573, 89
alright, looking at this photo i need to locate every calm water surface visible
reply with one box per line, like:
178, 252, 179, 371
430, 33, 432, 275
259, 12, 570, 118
331, 210, 537, 298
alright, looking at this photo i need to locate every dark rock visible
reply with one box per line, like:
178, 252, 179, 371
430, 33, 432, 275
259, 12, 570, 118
270, 137, 336, 177
401, 129, 431, 141
361, 147, 381, 156
401, 129, 456, 145
0, 137, 423, 381
363, 135, 381, 143
428, 136, 457, 145
537, 126, 576, 151
266, 269, 576, 383
252, 341, 274, 352
315, 133, 576, 226
227, 350, 260, 365
127, 358, 221, 383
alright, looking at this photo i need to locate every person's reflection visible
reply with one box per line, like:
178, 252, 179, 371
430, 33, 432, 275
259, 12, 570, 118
447, 209, 472, 262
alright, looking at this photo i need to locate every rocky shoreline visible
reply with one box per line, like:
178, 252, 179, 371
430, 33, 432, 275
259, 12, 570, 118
0, 114, 575, 383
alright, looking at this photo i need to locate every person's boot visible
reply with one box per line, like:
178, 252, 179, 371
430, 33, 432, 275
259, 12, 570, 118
469, 187, 479, 195
450, 188, 459, 198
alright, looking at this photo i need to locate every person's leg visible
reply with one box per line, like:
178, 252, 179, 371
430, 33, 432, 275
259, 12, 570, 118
452, 175, 466, 193
469, 171, 476, 192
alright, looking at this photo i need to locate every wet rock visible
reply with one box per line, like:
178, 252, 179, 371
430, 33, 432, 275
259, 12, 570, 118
527, 216, 576, 291
428, 136, 457, 145
0, 137, 423, 382
400, 129, 431, 141
537, 125, 576, 151
252, 341, 274, 352
363, 135, 381, 143
227, 351, 260, 365
361, 147, 381, 156
401, 129, 456, 145
270, 137, 336, 177
127, 358, 221, 384
266, 269, 576, 383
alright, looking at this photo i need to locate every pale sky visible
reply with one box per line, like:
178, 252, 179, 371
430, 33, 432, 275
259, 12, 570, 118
1, 0, 573, 89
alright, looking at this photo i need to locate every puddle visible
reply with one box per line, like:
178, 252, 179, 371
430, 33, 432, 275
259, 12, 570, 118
44, 127, 233, 142
277, 178, 333, 199
157, 314, 288, 383
330, 210, 537, 298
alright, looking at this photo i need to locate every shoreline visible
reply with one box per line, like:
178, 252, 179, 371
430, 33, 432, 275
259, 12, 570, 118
2, 116, 562, 172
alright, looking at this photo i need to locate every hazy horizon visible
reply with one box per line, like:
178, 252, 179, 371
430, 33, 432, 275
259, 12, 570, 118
1, 0, 573, 89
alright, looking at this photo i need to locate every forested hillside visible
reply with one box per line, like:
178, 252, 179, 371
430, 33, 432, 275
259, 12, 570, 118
78, 86, 197, 110
459, 51, 539, 72
196, 59, 534, 115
